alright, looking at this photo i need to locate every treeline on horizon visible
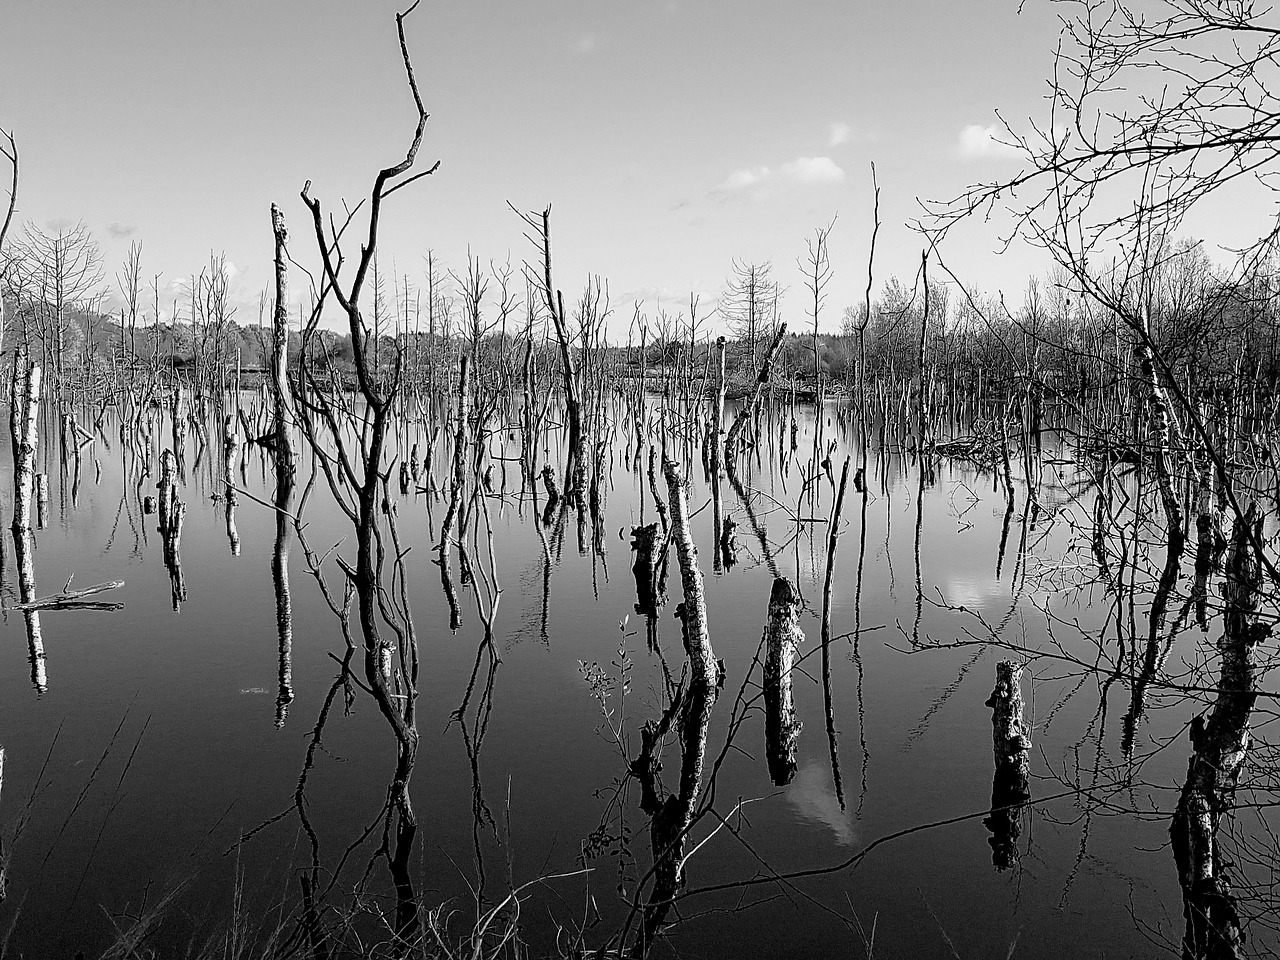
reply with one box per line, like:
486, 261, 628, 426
1, 220, 1276, 406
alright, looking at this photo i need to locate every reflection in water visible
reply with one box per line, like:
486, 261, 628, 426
785, 761, 857, 846
272, 449, 295, 728
8, 361, 1280, 959
157, 449, 187, 611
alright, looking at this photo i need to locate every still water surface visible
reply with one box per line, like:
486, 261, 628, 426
0, 399, 1267, 957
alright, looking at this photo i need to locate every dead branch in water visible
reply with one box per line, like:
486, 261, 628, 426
3, 579, 124, 612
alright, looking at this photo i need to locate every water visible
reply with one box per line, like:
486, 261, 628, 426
0, 398, 1272, 958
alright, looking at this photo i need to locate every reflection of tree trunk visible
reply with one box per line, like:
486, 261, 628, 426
157, 449, 187, 610
983, 661, 1030, 870
1171, 504, 1270, 960
709, 337, 726, 574
636, 674, 715, 957
631, 522, 663, 651
438, 355, 469, 551
1122, 506, 1186, 756
821, 457, 850, 807
439, 549, 461, 632
273, 462, 295, 728
764, 577, 803, 786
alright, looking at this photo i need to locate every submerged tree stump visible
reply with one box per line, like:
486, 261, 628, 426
983, 660, 1031, 870
763, 576, 803, 786
540, 463, 561, 527
630, 522, 661, 619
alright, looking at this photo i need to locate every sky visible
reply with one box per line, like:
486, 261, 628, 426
0, 0, 1072, 338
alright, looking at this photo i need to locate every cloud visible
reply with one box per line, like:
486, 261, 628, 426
780, 156, 845, 184
107, 222, 136, 239
720, 166, 770, 190
828, 121, 852, 147
717, 157, 845, 195
574, 33, 597, 54
956, 124, 1021, 161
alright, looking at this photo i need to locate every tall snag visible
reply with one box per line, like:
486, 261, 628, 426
292, 2, 436, 946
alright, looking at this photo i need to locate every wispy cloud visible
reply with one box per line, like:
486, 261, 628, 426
717, 156, 845, 195
780, 156, 845, 184
574, 33, 598, 54
828, 121, 852, 147
107, 221, 137, 239
955, 123, 1021, 161
720, 166, 770, 190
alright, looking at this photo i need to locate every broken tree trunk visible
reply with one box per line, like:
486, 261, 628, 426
11, 528, 46, 693
983, 660, 1031, 870
223, 414, 240, 556
764, 576, 803, 786
270, 202, 297, 475
10, 357, 41, 535
438, 354, 469, 554
725, 323, 787, 474
1171, 502, 1271, 960
663, 458, 716, 685
630, 457, 719, 957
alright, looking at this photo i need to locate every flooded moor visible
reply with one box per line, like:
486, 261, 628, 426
1, 389, 1273, 959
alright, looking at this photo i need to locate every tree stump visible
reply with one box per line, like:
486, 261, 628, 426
983, 660, 1031, 870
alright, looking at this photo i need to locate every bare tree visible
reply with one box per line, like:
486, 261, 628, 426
720, 259, 779, 372
800, 216, 836, 391
292, 1, 439, 944
116, 240, 144, 391
10, 221, 103, 397
0, 127, 16, 359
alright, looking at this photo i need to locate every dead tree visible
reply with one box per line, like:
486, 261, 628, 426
626, 458, 719, 957
724, 322, 787, 475
763, 576, 803, 786
1172, 504, 1272, 960
511, 204, 586, 502
270, 203, 297, 475
983, 661, 1031, 870
293, 3, 437, 945
0, 127, 17, 363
